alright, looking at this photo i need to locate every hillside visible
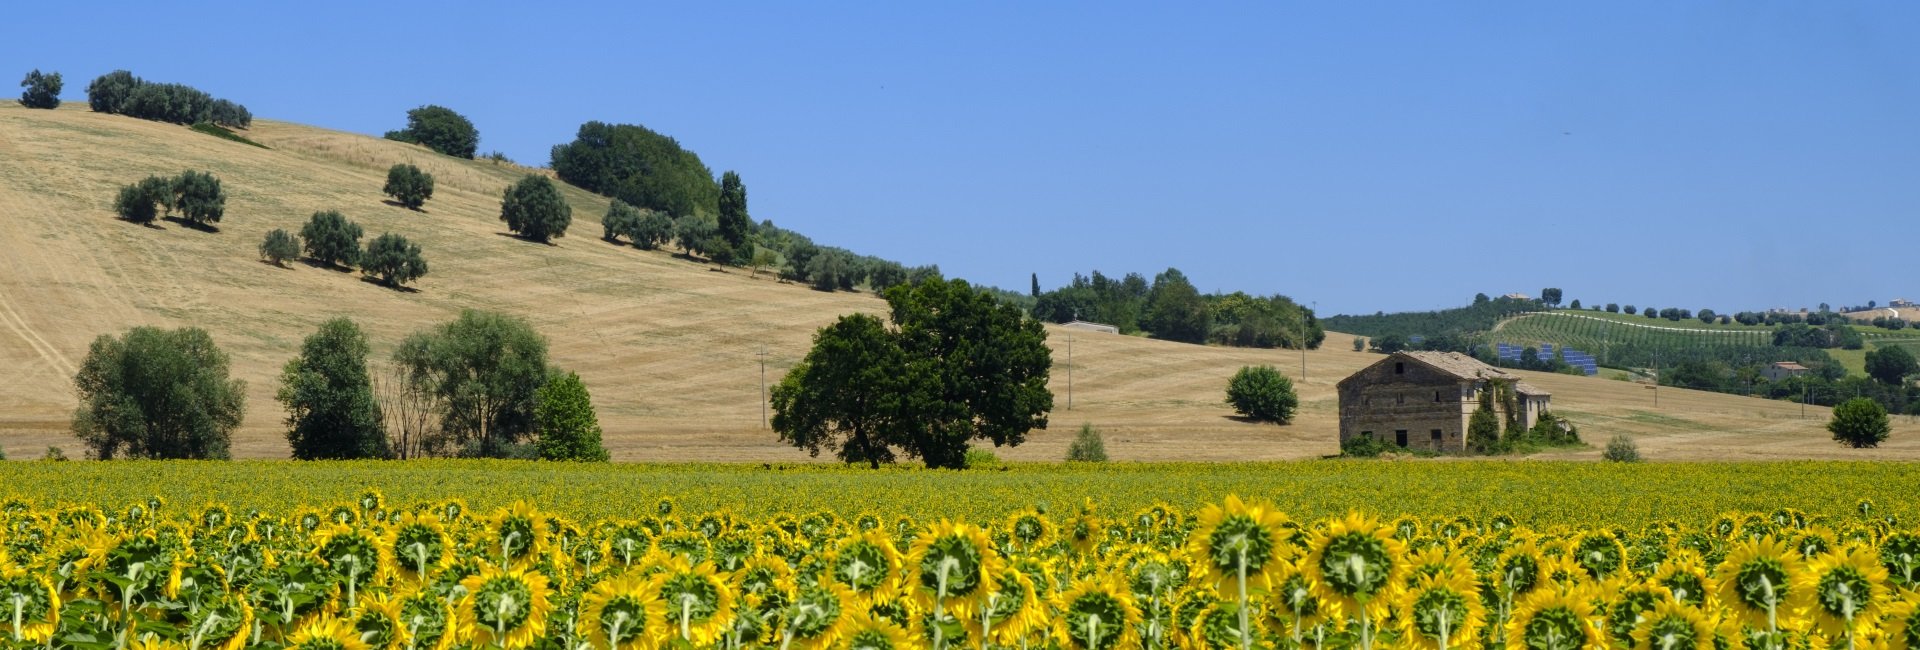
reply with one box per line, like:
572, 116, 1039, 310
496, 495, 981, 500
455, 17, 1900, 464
2, 103, 1917, 461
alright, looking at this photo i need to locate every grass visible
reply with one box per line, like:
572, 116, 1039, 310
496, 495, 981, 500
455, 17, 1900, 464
190, 122, 269, 149
1, 104, 1918, 462
2, 460, 1916, 526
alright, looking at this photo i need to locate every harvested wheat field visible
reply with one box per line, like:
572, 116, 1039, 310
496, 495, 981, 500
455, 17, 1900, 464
2, 103, 1915, 461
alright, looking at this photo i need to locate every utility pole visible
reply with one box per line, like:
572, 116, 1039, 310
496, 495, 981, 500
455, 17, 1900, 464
756, 346, 769, 429
1066, 333, 1075, 411
1652, 350, 1659, 408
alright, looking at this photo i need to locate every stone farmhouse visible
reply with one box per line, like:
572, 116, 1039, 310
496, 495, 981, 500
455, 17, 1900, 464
1336, 351, 1550, 452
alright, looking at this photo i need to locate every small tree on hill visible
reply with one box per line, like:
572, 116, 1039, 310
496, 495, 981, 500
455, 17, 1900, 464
602, 199, 643, 243
18, 69, 62, 109
717, 170, 751, 250
73, 327, 246, 459
393, 310, 550, 458
383, 163, 435, 210
361, 232, 428, 288
1829, 397, 1891, 448
1541, 288, 1563, 306
1065, 423, 1108, 462
533, 371, 610, 461
674, 213, 722, 260
170, 170, 226, 227
1225, 365, 1298, 424
808, 249, 852, 291
500, 175, 571, 243
1602, 435, 1640, 462
114, 176, 172, 223
1569, 299, 1581, 310
301, 210, 364, 268
384, 105, 479, 159
259, 228, 299, 266
278, 318, 388, 460
633, 211, 675, 251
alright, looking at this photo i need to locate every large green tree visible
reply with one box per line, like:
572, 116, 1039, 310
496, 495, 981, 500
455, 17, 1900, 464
18, 69, 62, 109
1143, 267, 1211, 343
1865, 346, 1917, 386
277, 318, 388, 460
385, 105, 479, 158
771, 278, 1054, 468
394, 310, 549, 458
549, 121, 719, 217
771, 314, 910, 468
717, 171, 750, 250
72, 327, 246, 459
500, 175, 572, 243
300, 210, 364, 268
1829, 397, 1891, 448
533, 371, 610, 461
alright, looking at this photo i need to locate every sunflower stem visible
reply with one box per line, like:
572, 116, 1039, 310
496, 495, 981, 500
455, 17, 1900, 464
1437, 603, 1450, 650
933, 557, 955, 650
680, 594, 694, 642
11, 593, 24, 642
1760, 574, 1778, 634
1086, 613, 1102, 650
1235, 548, 1250, 650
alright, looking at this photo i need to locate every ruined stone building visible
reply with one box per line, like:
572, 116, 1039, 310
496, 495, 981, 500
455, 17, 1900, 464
1336, 351, 1550, 452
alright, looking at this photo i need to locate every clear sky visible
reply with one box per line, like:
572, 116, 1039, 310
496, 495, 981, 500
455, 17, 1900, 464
8, 2, 1917, 315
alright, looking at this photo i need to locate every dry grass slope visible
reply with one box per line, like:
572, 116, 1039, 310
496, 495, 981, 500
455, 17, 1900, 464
2, 103, 1915, 461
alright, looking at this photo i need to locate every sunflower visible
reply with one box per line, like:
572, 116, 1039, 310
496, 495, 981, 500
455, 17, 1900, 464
1404, 544, 1474, 588
286, 615, 372, 650
1651, 551, 1711, 608
396, 589, 459, 650
1712, 537, 1809, 633
1305, 512, 1406, 624
840, 611, 913, 650
1187, 495, 1291, 595
488, 502, 552, 570
183, 593, 253, 650
386, 513, 451, 586
1398, 572, 1486, 650
1259, 560, 1328, 642
827, 530, 904, 606
350, 593, 405, 650
1628, 600, 1714, 650
735, 554, 796, 609
1052, 576, 1142, 650
1005, 509, 1057, 552
1802, 545, 1888, 638
0, 566, 60, 643
1885, 592, 1920, 650
1188, 597, 1263, 650
458, 565, 554, 650
651, 556, 736, 646
1572, 532, 1627, 582
312, 524, 392, 608
580, 573, 667, 650
969, 567, 1044, 646
1505, 588, 1603, 650
779, 580, 855, 650
904, 521, 1004, 620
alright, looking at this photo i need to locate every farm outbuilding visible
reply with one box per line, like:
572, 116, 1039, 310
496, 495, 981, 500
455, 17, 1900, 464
1061, 320, 1120, 334
1336, 351, 1549, 452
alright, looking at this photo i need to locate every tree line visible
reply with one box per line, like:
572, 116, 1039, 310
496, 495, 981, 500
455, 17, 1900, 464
1029, 269, 1324, 349
72, 311, 608, 462
85, 70, 251, 128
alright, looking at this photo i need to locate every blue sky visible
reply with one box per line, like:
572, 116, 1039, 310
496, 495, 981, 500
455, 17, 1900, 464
8, 2, 1917, 315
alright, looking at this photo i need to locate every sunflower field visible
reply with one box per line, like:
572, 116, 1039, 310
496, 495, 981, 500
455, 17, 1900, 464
2, 489, 1919, 650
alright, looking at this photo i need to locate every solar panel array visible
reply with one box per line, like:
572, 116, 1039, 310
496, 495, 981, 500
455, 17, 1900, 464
1496, 342, 1600, 376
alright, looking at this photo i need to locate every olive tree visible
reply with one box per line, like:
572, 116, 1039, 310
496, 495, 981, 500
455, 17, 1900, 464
18, 69, 62, 109
500, 175, 571, 243
300, 210, 364, 268
259, 228, 300, 266
383, 163, 435, 210
360, 233, 428, 289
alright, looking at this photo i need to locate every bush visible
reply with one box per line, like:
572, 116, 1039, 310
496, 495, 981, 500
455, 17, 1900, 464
42, 446, 66, 461
1341, 432, 1388, 458
277, 318, 388, 460
1829, 397, 1891, 448
1065, 423, 1108, 462
73, 326, 246, 459
602, 199, 642, 243
170, 170, 226, 227
114, 176, 172, 223
384, 105, 479, 158
500, 175, 572, 243
1602, 434, 1641, 462
1352, 337, 1366, 352
550, 121, 720, 218
300, 210, 364, 268
83, 70, 249, 127
1225, 365, 1298, 424
360, 233, 428, 288
533, 371, 610, 462
963, 448, 1002, 469
18, 69, 61, 109
259, 228, 300, 266
383, 163, 435, 210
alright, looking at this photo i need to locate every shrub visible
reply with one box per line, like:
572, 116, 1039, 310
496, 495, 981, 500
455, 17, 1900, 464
277, 318, 388, 460
1352, 337, 1366, 352
533, 371, 610, 462
1341, 432, 1387, 458
1225, 365, 1298, 424
42, 446, 66, 461
170, 170, 226, 227
383, 163, 435, 210
113, 176, 172, 223
84, 70, 249, 127
384, 105, 479, 158
1829, 397, 1891, 448
1602, 435, 1641, 462
500, 175, 572, 243
301, 211, 364, 268
259, 229, 300, 266
963, 448, 1002, 469
602, 199, 643, 243
360, 233, 428, 288
18, 69, 62, 109
1065, 423, 1108, 462
73, 326, 246, 459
